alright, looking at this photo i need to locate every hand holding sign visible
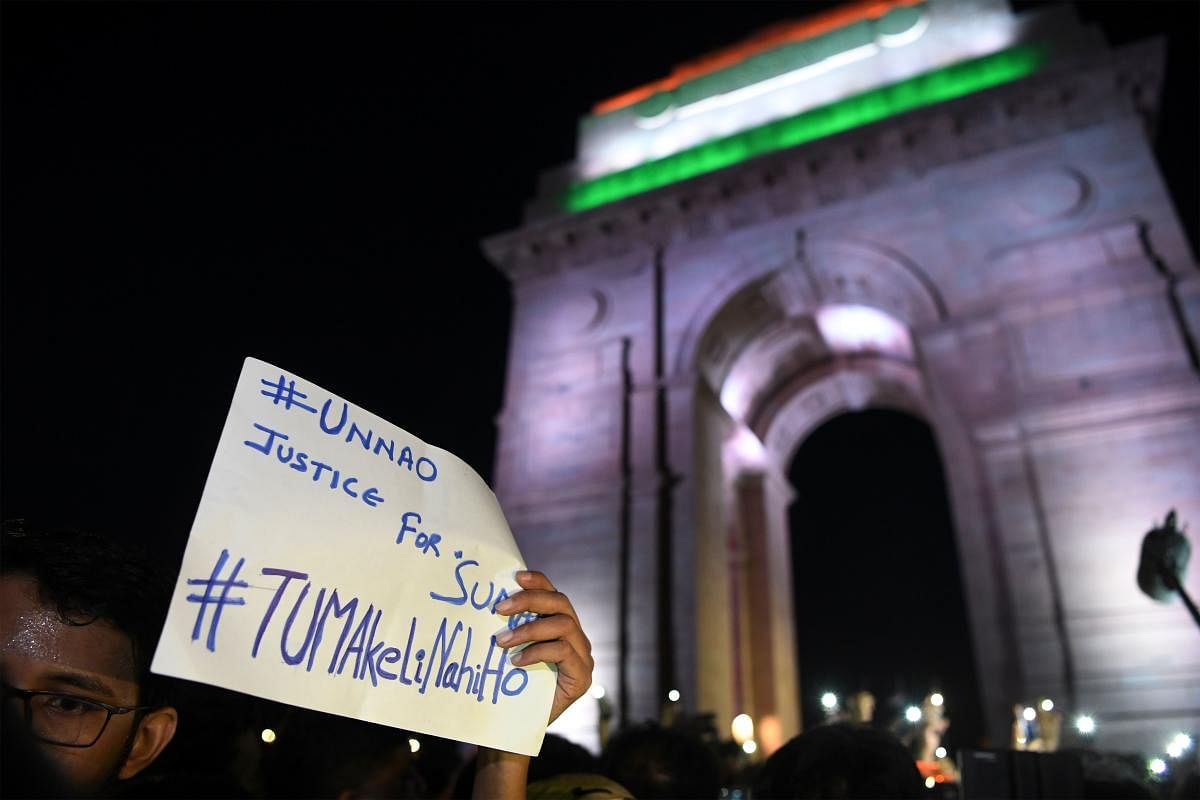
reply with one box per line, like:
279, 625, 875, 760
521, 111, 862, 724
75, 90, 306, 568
495, 570, 594, 725
153, 357, 577, 756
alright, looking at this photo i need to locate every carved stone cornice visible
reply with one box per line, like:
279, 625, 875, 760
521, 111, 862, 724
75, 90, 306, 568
480, 39, 1164, 285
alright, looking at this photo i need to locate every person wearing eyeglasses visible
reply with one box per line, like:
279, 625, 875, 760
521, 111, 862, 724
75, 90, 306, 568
1, 522, 595, 800
1, 523, 178, 797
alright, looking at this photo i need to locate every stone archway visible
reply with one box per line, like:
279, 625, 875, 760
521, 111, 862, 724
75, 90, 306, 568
482, 4, 1200, 753
687, 264, 946, 752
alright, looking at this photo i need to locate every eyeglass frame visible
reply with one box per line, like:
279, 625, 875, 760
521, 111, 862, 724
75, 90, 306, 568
3, 683, 155, 748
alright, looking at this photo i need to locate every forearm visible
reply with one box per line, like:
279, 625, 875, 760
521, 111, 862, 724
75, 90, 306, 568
473, 747, 529, 800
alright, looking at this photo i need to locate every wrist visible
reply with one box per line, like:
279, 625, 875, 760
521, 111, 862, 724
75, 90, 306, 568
473, 746, 530, 800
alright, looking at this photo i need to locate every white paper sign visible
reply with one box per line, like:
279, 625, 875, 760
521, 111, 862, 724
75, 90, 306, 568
152, 357, 554, 755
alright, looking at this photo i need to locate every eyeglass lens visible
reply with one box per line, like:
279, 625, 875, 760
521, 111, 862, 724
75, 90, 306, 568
27, 693, 110, 746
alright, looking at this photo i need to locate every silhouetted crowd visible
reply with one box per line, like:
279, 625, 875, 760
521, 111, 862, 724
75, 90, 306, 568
3, 524, 1197, 800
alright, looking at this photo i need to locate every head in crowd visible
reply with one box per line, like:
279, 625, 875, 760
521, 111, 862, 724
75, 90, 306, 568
452, 732, 600, 799
0, 522, 178, 797
527, 772, 634, 800
259, 709, 423, 799
754, 723, 923, 799
600, 722, 722, 800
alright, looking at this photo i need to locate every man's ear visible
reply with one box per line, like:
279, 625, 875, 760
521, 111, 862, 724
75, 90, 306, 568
118, 706, 178, 780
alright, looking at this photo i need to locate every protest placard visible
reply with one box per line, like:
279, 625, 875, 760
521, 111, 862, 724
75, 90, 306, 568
152, 357, 555, 755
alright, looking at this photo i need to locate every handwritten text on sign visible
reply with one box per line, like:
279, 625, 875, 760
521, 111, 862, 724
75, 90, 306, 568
152, 357, 554, 755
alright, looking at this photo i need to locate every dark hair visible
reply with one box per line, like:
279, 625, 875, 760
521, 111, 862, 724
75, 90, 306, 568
260, 709, 422, 799
1, 520, 173, 706
754, 723, 923, 799
601, 722, 722, 800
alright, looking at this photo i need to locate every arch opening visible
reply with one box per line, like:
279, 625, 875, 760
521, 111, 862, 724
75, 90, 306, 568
787, 408, 986, 750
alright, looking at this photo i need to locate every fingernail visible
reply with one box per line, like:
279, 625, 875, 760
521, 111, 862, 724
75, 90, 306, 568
509, 650, 525, 665
495, 630, 513, 645
515, 570, 531, 581
495, 598, 513, 613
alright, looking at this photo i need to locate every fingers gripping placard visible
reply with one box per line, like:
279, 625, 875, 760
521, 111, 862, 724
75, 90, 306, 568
152, 357, 555, 755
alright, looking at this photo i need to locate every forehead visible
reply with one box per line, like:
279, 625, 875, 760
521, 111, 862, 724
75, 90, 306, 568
0, 573, 138, 686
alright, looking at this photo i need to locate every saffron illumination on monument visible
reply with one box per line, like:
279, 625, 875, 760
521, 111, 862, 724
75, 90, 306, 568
483, 0, 1200, 756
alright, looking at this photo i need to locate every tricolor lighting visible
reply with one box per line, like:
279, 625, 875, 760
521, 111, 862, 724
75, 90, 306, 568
565, 43, 1047, 211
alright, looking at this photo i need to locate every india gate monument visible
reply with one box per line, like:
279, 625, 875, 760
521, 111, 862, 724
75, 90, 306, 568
481, 0, 1199, 756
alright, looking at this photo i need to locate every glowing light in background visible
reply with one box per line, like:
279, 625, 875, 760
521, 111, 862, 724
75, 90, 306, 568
589, 684, 607, 700
668, 688, 681, 702
821, 692, 839, 710
759, 715, 784, 755
1167, 733, 1192, 758
260, 728, 276, 744
408, 737, 421, 753
742, 740, 758, 755
1075, 715, 1096, 735
731, 713, 755, 744
935, 746, 947, 759
1022, 707, 1036, 722
905, 705, 923, 723
565, 43, 1048, 211
815, 304, 913, 358
1148, 758, 1167, 776
1040, 698, 1054, 712
929, 692, 944, 707
925, 777, 937, 789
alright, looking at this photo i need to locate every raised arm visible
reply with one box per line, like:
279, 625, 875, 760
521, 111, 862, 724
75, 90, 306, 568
472, 570, 594, 800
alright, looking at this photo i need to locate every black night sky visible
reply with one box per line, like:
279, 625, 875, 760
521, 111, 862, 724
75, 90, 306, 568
2, 1, 1197, 746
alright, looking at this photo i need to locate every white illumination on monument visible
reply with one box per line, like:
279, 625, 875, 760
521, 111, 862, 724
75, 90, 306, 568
634, 43, 883, 131
878, 12, 931, 48
726, 425, 768, 468
815, 304, 913, 358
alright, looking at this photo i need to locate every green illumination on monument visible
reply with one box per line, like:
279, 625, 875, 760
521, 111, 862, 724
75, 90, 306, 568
564, 43, 1048, 212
